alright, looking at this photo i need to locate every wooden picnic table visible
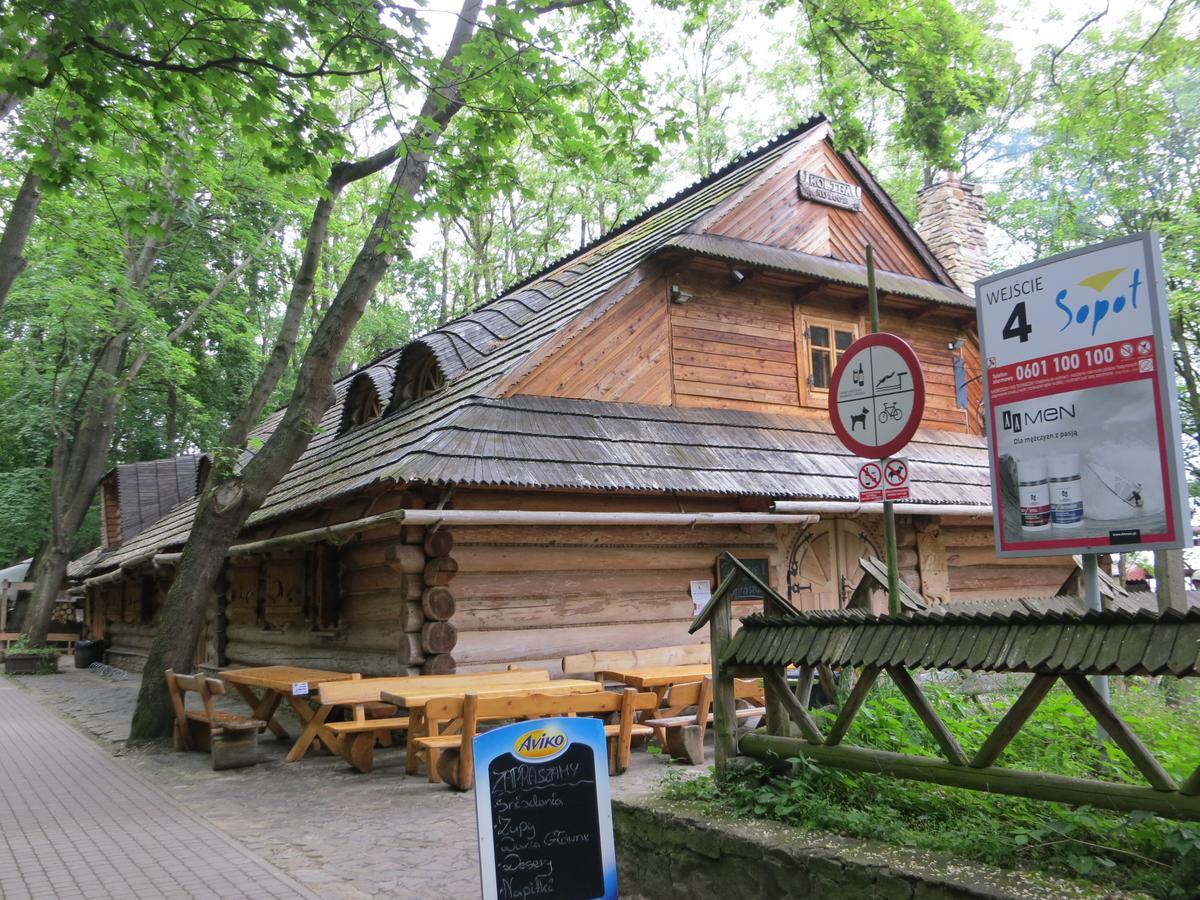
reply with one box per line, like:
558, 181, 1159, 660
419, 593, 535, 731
382, 678, 605, 780
217, 665, 354, 762
597, 663, 713, 690
598, 663, 715, 746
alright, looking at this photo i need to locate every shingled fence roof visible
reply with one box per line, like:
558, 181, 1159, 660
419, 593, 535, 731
723, 595, 1200, 677
74, 118, 989, 580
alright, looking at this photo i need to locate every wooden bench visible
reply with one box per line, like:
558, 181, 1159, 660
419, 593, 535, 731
165, 669, 266, 770
643, 677, 766, 765
316, 668, 551, 773
0, 632, 80, 655
562, 643, 710, 679
415, 688, 658, 790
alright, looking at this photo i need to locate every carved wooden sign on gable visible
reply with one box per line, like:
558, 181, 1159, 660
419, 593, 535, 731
797, 170, 862, 212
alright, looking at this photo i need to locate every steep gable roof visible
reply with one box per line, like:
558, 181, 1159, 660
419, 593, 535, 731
692, 130, 955, 284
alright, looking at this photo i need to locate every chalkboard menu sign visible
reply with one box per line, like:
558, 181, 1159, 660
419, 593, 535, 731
473, 717, 617, 900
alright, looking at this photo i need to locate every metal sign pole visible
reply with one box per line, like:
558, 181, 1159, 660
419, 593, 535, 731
867, 245, 901, 616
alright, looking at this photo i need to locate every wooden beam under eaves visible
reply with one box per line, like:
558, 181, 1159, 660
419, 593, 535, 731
793, 282, 824, 301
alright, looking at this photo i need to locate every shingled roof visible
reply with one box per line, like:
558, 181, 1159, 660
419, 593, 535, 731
76, 118, 990, 579
723, 598, 1200, 677
115, 456, 206, 541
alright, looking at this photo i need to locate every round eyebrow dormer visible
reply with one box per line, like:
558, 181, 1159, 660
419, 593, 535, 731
338, 363, 396, 435
387, 341, 445, 412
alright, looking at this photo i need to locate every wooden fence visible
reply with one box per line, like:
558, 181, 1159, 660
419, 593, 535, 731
695, 553, 1200, 821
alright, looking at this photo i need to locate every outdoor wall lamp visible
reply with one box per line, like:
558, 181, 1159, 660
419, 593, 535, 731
670, 284, 692, 304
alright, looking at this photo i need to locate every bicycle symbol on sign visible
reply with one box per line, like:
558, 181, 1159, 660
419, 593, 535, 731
878, 401, 902, 423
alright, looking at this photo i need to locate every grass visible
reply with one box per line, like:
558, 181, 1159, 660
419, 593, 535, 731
662, 675, 1200, 898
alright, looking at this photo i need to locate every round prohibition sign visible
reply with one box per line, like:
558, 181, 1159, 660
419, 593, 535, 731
857, 462, 883, 490
829, 332, 926, 460
884, 458, 908, 487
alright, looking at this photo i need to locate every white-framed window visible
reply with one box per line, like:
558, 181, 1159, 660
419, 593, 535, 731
802, 316, 857, 391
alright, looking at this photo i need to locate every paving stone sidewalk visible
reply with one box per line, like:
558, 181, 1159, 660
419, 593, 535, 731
10, 668, 692, 899
0, 676, 321, 900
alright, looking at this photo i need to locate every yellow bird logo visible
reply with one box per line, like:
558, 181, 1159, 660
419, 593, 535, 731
1077, 268, 1125, 293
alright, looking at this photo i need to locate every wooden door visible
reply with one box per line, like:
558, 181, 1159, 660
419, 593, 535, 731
785, 519, 882, 611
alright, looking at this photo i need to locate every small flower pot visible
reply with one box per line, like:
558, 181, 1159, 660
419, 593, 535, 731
4, 652, 60, 675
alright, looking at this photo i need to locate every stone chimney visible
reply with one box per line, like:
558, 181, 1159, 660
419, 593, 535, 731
916, 173, 989, 296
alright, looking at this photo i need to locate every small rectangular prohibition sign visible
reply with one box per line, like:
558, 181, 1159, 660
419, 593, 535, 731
883, 457, 910, 501
858, 460, 884, 503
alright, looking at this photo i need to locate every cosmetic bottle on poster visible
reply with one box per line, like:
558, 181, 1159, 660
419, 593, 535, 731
1048, 453, 1084, 528
1017, 458, 1051, 531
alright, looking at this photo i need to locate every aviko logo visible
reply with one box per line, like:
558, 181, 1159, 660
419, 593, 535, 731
1002, 404, 1077, 435
514, 726, 568, 760
1054, 267, 1141, 337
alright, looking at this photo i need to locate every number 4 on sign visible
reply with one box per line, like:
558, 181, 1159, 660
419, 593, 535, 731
1002, 302, 1033, 343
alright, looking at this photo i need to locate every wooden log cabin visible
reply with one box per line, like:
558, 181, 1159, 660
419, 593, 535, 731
72, 118, 1078, 675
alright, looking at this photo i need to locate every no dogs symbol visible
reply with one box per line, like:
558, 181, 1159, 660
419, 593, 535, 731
882, 457, 911, 501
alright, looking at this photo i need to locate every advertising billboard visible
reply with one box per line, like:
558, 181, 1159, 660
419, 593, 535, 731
975, 232, 1190, 557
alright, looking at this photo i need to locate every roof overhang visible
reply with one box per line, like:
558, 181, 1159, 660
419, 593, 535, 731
660, 232, 976, 312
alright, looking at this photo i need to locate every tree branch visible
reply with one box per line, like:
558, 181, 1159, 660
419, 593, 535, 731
119, 215, 286, 390
81, 35, 383, 80
1049, 2, 1110, 92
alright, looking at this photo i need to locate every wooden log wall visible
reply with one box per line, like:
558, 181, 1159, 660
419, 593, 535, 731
213, 502, 461, 675
103, 620, 157, 672
939, 520, 1075, 601
90, 579, 143, 640
88, 496, 1076, 676
220, 521, 427, 675
449, 521, 781, 675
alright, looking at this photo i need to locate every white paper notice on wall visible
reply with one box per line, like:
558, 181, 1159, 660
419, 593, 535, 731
291, 682, 309, 697
689, 580, 712, 616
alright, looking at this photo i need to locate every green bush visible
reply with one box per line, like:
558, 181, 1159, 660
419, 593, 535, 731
7, 634, 60, 656
663, 676, 1200, 898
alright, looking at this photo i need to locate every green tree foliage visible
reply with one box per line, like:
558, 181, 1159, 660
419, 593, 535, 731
989, 2, 1200, 487
0, 1, 397, 177
779, 0, 1004, 168
0, 468, 98, 563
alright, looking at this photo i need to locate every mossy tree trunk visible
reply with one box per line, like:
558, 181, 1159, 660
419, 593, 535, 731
128, 2, 480, 742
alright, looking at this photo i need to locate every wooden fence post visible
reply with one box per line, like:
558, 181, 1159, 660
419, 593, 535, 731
1154, 549, 1189, 614
764, 665, 789, 736
710, 591, 736, 781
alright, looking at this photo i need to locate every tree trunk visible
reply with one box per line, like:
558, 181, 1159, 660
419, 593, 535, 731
21, 542, 74, 645
128, 485, 248, 739
126, 0, 483, 742
23, 337, 127, 643
0, 91, 22, 122
19, 186, 175, 644
222, 193, 339, 447
165, 382, 178, 453
128, 141, 454, 741
0, 168, 43, 311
